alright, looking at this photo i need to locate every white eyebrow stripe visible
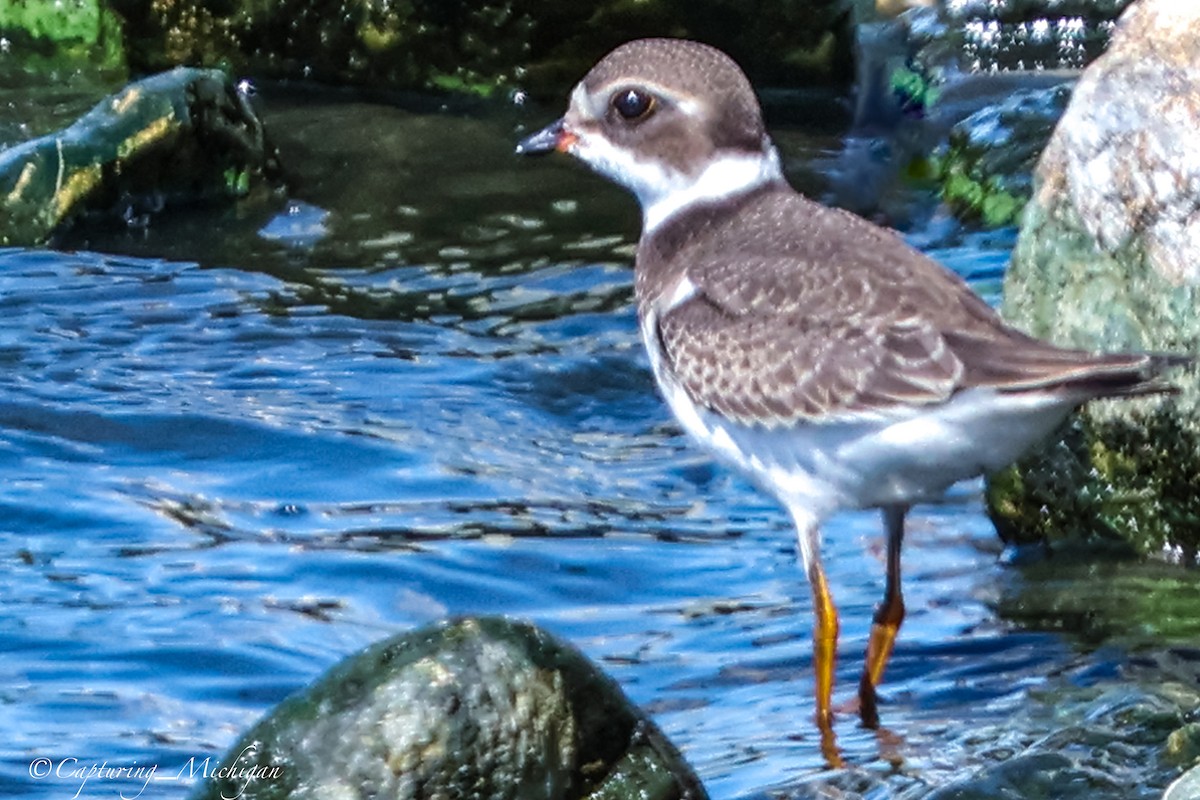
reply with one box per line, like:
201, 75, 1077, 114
561, 82, 782, 236
672, 95, 704, 117
569, 82, 596, 117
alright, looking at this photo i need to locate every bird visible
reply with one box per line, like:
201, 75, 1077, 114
515, 37, 1188, 761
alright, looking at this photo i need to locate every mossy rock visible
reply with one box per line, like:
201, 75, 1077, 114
987, 408, 1200, 559
0, 0, 126, 73
987, 194, 1200, 559
0, 66, 280, 246
189, 617, 707, 800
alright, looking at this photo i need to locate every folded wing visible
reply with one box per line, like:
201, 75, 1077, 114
651, 196, 1181, 427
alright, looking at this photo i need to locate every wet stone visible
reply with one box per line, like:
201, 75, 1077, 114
1165, 723, 1200, 766
189, 617, 707, 800
1165, 763, 1200, 800
922, 682, 1192, 800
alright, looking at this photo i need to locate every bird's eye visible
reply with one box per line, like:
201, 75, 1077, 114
611, 88, 655, 121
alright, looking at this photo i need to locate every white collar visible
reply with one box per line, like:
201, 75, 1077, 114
642, 145, 783, 235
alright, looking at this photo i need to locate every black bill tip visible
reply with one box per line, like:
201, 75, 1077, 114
515, 118, 570, 156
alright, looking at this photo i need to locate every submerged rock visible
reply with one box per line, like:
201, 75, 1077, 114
997, 558, 1200, 645
0, 67, 279, 246
189, 617, 707, 800
923, 678, 1197, 800
986, 0, 1200, 558
257, 200, 331, 251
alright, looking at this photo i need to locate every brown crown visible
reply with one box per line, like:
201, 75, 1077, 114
581, 38, 767, 153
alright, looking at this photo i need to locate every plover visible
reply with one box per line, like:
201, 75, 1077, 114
516, 37, 1187, 753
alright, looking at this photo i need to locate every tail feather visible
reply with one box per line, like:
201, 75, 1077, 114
1069, 352, 1194, 399
944, 329, 1194, 399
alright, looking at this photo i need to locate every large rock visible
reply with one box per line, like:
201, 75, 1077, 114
1167, 763, 1200, 800
986, 0, 1200, 560
189, 617, 707, 800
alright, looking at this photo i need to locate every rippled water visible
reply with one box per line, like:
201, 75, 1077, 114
1, 88, 1195, 800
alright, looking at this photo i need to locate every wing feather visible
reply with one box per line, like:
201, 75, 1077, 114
644, 191, 1179, 426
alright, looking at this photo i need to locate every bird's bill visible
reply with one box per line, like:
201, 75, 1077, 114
515, 118, 578, 155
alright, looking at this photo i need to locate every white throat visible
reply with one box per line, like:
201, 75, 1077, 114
641, 146, 783, 234
569, 128, 784, 236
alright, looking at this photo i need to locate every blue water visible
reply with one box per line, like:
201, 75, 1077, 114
0, 95, 1176, 799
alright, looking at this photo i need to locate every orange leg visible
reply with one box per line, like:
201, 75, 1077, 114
859, 505, 907, 730
809, 562, 844, 767
789, 506, 844, 768
810, 565, 840, 728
